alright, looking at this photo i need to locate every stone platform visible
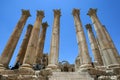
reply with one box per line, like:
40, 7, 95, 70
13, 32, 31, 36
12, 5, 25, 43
0, 69, 120, 80
49, 72, 94, 80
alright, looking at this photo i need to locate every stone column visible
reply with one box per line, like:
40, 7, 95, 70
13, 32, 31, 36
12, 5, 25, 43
87, 8, 119, 67
47, 10, 61, 71
20, 11, 44, 70
102, 25, 120, 63
34, 22, 48, 64
0, 9, 30, 69
72, 9, 92, 70
96, 37, 106, 66
86, 24, 103, 66
15, 24, 33, 65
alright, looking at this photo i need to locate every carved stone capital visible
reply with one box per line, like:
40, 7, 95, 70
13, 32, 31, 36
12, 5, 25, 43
53, 9, 61, 17
72, 8, 80, 16
22, 9, 31, 17
37, 10, 44, 18
42, 22, 48, 29
87, 8, 97, 17
85, 24, 92, 30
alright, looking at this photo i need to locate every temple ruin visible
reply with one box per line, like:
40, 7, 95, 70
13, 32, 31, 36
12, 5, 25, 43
0, 8, 120, 80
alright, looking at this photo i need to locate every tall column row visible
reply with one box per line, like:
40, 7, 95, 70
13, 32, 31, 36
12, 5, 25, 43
0, 9, 119, 71
87, 8, 119, 67
0, 10, 30, 69
16, 24, 33, 65
34, 22, 48, 65
86, 24, 103, 66
20, 11, 44, 70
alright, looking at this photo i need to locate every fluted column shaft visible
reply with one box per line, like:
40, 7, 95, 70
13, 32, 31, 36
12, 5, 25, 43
35, 22, 48, 64
102, 26, 120, 63
48, 10, 61, 70
86, 24, 103, 66
96, 37, 106, 65
16, 24, 33, 65
87, 8, 119, 66
72, 9, 92, 68
21, 11, 44, 69
0, 10, 30, 68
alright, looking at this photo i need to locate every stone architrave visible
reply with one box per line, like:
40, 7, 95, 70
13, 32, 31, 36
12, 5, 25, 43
20, 11, 44, 70
35, 22, 48, 64
0, 9, 31, 69
15, 24, 33, 65
72, 9, 92, 70
86, 24, 103, 66
47, 10, 61, 71
87, 8, 119, 67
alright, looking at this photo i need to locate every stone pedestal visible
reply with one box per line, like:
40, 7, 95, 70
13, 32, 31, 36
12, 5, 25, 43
86, 24, 103, 66
20, 11, 44, 70
47, 10, 61, 71
72, 9, 92, 71
0, 9, 30, 69
15, 24, 33, 65
34, 22, 48, 64
87, 8, 120, 68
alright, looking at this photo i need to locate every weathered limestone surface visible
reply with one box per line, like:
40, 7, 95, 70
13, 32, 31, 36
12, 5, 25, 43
102, 25, 120, 63
0, 10, 30, 69
72, 9, 92, 70
47, 10, 61, 71
86, 24, 103, 66
21, 11, 44, 69
0, 9, 120, 80
87, 8, 119, 67
35, 22, 48, 64
49, 72, 94, 80
16, 24, 33, 65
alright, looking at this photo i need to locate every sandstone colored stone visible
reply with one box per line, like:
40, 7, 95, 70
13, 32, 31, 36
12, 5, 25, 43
72, 9, 92, 70
0, 10, 30, 69
16, 24, 33, 65
47, 10, 61, 71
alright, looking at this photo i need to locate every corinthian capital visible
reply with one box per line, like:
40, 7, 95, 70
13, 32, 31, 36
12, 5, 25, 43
72, 8, 80, 16
85, 24, 92, 30
37, 10, 45, 18
53, 9, 61, 17
42, 22, 48, 29
87, 8, 97, 17
22, 9, 31, 17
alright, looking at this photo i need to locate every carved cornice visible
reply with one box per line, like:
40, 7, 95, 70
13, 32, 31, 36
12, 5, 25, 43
72, 8, 80, 16
87, 8, 97, 17
42, 22, 48, 29
85, 24, 92, 30
53, 9, 61, 17
37, 10, 45, 18
22, 9, 31, 17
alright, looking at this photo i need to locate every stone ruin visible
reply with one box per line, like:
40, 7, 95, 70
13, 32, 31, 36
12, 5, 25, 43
0, 8, 120, 80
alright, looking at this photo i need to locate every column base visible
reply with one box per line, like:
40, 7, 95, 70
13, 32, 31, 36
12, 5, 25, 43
19, 64, 34, 71
95, 66, 106, 71
106, 64, 120, 75
78, 64, 93, 72
107, 64, 120, 68
0, 64, 6, 70
46, 64, 61, 72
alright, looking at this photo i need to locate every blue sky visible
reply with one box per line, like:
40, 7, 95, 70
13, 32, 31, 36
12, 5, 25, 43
0, 0, 120, 67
